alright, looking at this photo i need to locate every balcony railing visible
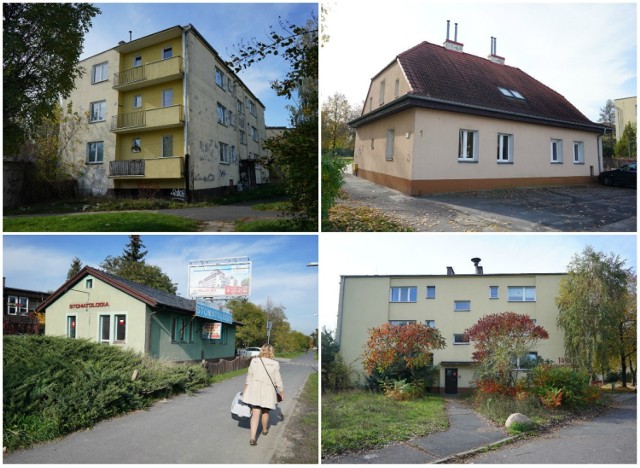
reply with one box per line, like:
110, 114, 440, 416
113, 56, 183, 90
110, 159, 145, 177
109, 157, 184, 179
111, 105, 184, 133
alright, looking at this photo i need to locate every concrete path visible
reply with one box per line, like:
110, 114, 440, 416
469, 392, 637, 464
4, 353, 317, 464
324, 396, 509, 464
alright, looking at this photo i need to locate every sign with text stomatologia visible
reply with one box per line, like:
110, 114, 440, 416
188, 258, 251, 299
195, 299, 233, 324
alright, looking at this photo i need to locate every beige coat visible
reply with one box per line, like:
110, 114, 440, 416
243, 357, 284, 410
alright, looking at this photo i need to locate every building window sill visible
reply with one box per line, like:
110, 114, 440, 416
497, 161, 513, 164
458, 159, 478, 163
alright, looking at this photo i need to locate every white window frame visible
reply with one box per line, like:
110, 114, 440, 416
162, 47, 173, 60
92, 62, 109, 84
394, 79, 400, 98
98, 313, 128, 345
573, 141, 584, 164
66, 315, 77, 339
133, 55, 142, 67
497, 133, 513, 163
459, 129, 479, 161
426, 286, 436, 299
133, 95, 142, 109
389, 286, 417, 303
250, 126, 259, 142
219, 142, 229, 164
425, 320, 436, 328
388, 320, 416, 326
508, 286, 536, 302
215, 67, 226, 89
99, 314, 111, 343
87, 141, 104, 164
7, 295, 18, 315
385, 129, 394, 161
217, 102, 227, 125
379, 80, 385, 105
114, 314, 127, 344
236, 99, 244, 114
489, 286, 499, 299
453, 333, 470, 345
132, 137, 141, 153
89, 100, 106, 123
162, 89, 173, 108
550, 139, 563, 163
454, 300, 471, 312
162, 135, 173, 158
85, 278, 93, 289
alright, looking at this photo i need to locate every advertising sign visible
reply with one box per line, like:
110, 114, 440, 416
195, 299, 233, 324
188, 258, 251, 299
202, 322, 222, 340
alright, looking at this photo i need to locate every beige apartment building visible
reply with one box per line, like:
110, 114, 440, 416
336, 261, 566, 394
65, 24, 267, 199
350, 26, 606, 195
614, 96, 637, 138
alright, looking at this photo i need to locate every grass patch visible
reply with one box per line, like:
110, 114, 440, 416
321, 390, 446, 457
4, 212, 201, 232
3, 335, 211, 452
323, 205, 413, 232
272, 372, 318, 464
235, 217, 317, 232
210, 367, 248, 384
251, 201, 291, 211
276, 351, 309, 360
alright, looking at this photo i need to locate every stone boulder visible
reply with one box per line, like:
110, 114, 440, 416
505, 413, 531, 428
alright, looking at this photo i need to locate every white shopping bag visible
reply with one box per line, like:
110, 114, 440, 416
230, 391, 251, 418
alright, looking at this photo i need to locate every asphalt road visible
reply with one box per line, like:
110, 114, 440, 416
339, 174, 637, 232
469, 393, 637, 464
4, 352, 317, 464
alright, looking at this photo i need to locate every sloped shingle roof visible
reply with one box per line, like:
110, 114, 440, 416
352, 41, 604, 133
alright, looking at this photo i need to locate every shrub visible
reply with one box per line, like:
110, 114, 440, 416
381, 379, 423, 401
532, 365, 598, 408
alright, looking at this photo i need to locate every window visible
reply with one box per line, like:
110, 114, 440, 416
385, 129, 395, 160
425, 320, 436, 328
162, 89, 173, 107
132, 138, 141, 153
389, 320, 416, 326
379, 80, 385, 105
228, 110, 234, 127
497, 133, 513, 162
162, 136, 173, 157
454, 300, 471, 311
239, 130, 247, 144
67, 316, 77, 339
171, 317, 192, 343
389, 286, 417, 303
394, 79, 400, 98
100, 315, 111, 343
459, 130, 478, 161
237, 99, 244, 114
250, 126, 259, 142
247, 99, 257, 116
114, 315, 127, 343
573, 141, 584, 164
369, 97, 373, 112
7, 296, 27, 315
219, 142, 229, 164
370, 138, 375, 150
89, 101, 106, 122
426, 286, 436, 299
162, 47, 173, 60
498, 87, 525, 100
133, 55, 142, 67
454, 334, 470, 344
489, 286, 499, 299
92, 62, 109, 84
215, 67, 226, 88
550, 139, 563, 163
133, 95, 142, 109
508, 286, 536, 302
85, 279, 93, 289
217, 103, 228, 125
87, 142, 104, 163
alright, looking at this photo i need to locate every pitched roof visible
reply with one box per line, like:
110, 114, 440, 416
351, 41, 604, 133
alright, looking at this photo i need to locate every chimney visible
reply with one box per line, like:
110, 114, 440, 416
446, 266, 455, 276
129, 31, 133, 42
488, 37, 505, 65
471, 258, 484, 275
443, 20, 464, 52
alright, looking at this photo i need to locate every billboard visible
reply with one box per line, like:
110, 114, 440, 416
188, 258, 251, 299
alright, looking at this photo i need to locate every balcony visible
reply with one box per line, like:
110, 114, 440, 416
109, 157, 184, 179
113, 56, 183, 91
111, 105, 184, 133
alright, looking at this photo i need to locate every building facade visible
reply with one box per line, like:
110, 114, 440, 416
65, 25, 267, 199
3, 279, 50, 335
39, 267, 239, 362
336, 263, 567, 394
350, 30, 605, 195
614, 96, 637, 138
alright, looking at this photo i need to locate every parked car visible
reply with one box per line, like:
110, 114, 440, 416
598, 162, 637, 187
239, 347, 261, 358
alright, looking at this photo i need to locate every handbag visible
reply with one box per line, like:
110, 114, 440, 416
259, 357, 283, 402
230, 391, 251, 418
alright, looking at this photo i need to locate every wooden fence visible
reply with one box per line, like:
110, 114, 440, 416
204, 356, 251, 376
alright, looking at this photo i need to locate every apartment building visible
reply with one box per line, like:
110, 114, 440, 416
65, 24, 267, 199
336, 260, 567, 394
614, 96, 637, 138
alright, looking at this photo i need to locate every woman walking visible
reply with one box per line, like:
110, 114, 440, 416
242, 344, 284, 446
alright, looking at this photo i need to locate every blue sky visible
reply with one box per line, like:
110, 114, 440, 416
321, 2, 637, 122
3, 235, 319, 335
319, 234, 637, 331
82, 2, 317, 127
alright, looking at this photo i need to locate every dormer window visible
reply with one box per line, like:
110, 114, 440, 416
498, 87, 525, 100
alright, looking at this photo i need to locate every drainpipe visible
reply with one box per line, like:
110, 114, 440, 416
146, 310, 157, 356
182, 26, 190, 201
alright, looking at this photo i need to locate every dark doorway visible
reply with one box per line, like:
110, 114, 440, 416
445, 368, 458, 394
239, 160, 257, 190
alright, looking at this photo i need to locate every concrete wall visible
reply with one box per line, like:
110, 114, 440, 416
337, 273, 566, 391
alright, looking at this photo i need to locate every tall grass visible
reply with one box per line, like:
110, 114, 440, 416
3, 335, 210, 451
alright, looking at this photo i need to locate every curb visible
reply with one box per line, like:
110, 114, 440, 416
431, 435, 521, 464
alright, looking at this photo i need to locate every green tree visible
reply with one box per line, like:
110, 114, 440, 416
321, 93, 358, 156
614, 121, 637, 159
123, 235, 148, 262
3, 3, 100, 154
556, 246, 630, 381
598, 99, 616, 158
67, 257, 83, 280
227, 298, 267, 348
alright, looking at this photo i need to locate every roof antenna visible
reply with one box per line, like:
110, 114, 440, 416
129, 31, 132, 42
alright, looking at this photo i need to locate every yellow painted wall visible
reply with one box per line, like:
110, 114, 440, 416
117, 128, 184, 160
120, 37, 183, 72
119, 80, 184, 114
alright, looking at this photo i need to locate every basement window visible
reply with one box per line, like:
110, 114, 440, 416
498, 87, 525, 100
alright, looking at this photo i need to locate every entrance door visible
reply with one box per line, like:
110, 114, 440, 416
445, 368, 458, 394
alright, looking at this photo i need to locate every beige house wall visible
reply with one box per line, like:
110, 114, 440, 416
614, 96, 637, 137
44, 274, 149, 355
362, 60, 412, 114
64, 49, 120, 196
337, 273, 566, 392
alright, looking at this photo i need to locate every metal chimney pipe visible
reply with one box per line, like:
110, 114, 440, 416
129, 30, 132, 42
493, 37, 497, 55
446, 20, 450, 41
454, 23, 458, 42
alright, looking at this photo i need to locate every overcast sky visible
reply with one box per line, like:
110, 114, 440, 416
320, 1, 637, 122
319, 234, 637, 331
81, 2, 317, 127
3, 235, 318, 335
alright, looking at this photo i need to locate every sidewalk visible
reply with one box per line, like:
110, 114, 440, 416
324, 396, 511, 464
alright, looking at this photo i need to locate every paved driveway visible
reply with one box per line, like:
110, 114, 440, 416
339, 174, 637, 232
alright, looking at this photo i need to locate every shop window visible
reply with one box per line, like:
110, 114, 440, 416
115, 315, 127, 343
100, 315, 111, 343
